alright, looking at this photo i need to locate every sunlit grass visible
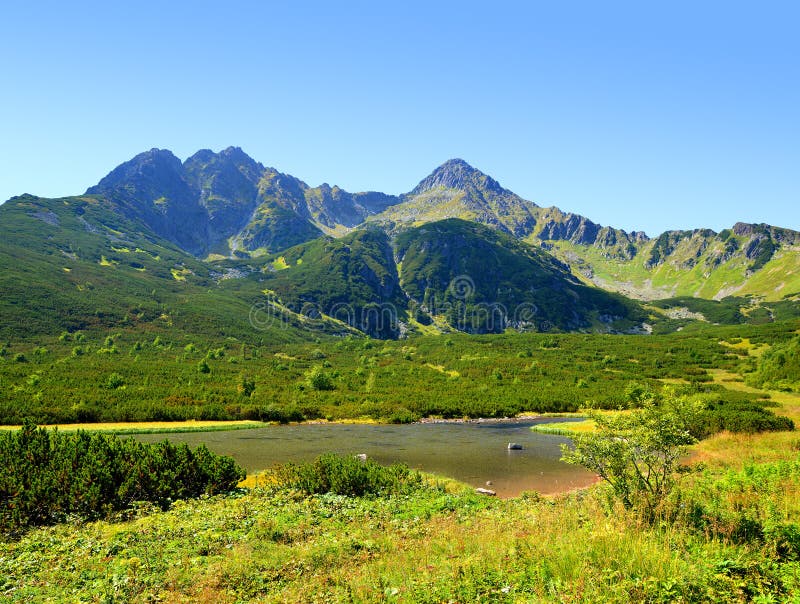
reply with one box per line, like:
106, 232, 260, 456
0, 420, 265, 434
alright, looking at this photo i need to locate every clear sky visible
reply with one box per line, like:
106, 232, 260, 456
1, 1, 798, 236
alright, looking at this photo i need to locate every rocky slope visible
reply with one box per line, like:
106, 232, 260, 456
68, 147, 800, 303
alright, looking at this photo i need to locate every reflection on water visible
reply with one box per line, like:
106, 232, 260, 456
134, 418, 596, 497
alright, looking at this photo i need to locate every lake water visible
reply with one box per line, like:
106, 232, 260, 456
134, 418, 596, 497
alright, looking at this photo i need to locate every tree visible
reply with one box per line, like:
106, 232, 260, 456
561, 396, 700, 516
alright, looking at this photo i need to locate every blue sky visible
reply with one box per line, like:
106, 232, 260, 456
1, 1, 798, 236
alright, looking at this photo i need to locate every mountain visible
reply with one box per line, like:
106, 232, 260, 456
215, 219, 647, 337
0, 193, 351, 341
83, 149, 800, 304
87, 147, 401, 258
2, 147, 798, 341
372, 160, 799, 303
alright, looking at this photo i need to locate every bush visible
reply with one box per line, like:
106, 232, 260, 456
237, 374, 255, 397
106, 372, 125, 389
562, 397, 699, 515
305, 366, 335, 391
276, 453, 420, 497
693, 400, 794, 437
0, 422, 245, 536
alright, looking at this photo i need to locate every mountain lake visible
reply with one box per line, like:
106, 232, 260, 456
133, 417, 596, 497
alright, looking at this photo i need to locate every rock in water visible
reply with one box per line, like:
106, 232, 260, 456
508, 443, 523, 450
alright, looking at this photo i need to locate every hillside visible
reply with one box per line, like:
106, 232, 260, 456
2, 148, 798, 342
0, 193, 344, 342
213, 219, 647, 337
83, 148, 800, 305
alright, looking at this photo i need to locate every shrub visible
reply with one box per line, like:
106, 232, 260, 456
698, 402, 794, 436
0, 422, 245, 536
276, 453, 420, 497
238, 374, 256, 397
562, 397, 699, 515
106, 372, 125, 389
305, 366, 335, 391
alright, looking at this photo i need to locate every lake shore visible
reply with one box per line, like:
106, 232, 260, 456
0, 413, 587, 434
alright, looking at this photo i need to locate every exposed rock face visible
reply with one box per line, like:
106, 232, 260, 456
537, 214, 600, 245
87, 149, 209, 255
410, 158, 505, 196
183, 147, 265, 243
87, 148, 402, 256
84, 149, 800, 304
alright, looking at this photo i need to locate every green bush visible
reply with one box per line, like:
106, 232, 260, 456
276, 453, 420, 497
562, 397, 699, 515
696, 401, 794, 436
305, 366, 335, 391
0, 422, 245, 536
106, 372, 125, 389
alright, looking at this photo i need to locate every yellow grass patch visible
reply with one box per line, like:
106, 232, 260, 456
0, 420, 263, 433
424, 363, 460, 378
170, 267, 192, 281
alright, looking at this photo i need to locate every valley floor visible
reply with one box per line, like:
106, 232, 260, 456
4, 379, 800, 602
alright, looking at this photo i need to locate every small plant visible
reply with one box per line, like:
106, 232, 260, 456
305, 366, 335, 391
106, 372, 125, 389
197, 359, 211, 374
238, 374, 256, 397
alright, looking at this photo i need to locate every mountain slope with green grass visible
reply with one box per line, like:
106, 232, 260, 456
394, 219, 645, 333
3, 148, 798, 343
0, 193, 339, 343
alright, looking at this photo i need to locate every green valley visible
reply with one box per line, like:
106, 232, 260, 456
2, 149, 800, 602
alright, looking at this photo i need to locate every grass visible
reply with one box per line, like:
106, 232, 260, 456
530, 418, 597, 435
5, 460, 800, 602
0, 419, 266, 434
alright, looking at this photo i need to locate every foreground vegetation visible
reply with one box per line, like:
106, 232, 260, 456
0, 424, 244, 536
2, 321, 800, 601
4, 447, 800, 602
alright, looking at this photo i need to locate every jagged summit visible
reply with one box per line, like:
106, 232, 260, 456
409, 158, 505, 196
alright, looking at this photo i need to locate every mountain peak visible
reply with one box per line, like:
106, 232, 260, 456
87, 148, 182, 195
410, 158, 504, 196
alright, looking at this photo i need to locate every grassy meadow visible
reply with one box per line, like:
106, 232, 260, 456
2, 321, 800, 601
